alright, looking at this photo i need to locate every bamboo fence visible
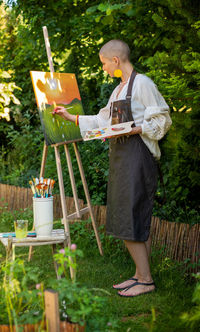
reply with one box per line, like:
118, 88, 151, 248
0, 183, 199, 273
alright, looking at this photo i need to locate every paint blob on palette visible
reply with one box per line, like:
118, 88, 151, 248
84, 121, 134, 141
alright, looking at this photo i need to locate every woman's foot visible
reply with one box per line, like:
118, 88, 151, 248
118, 280, 155, 297
113, 277, 138, 290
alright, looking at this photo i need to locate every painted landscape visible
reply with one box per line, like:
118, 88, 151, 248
30, 71, 84, 145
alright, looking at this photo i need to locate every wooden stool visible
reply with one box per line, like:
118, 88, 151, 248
0, 229, 67, 279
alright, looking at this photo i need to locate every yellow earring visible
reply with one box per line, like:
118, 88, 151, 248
114, 69, 122, 78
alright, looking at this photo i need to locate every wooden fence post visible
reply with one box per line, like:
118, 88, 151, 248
44, 289, 60, 332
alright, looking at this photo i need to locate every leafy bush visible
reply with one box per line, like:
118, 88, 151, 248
0, 0, 199, 222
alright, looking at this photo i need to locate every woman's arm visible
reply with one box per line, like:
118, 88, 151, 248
110, 125, 142, 139
136, 76, 172, 140
52, 106, 76, 122
53, 106, 142, 139
128, 126, 142, 135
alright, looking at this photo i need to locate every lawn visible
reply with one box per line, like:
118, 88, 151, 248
0, 205, 198, 331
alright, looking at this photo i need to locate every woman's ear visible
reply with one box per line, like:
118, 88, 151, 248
113, 56, 120, 65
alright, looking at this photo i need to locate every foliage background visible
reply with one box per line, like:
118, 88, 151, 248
0, 0, 199, 223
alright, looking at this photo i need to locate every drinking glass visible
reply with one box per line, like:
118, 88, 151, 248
14, 220, 28, 239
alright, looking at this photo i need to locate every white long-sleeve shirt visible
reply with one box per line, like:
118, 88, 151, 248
79, 74, 172, 159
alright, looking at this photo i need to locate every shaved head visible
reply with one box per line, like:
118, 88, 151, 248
99, 39, 130, 62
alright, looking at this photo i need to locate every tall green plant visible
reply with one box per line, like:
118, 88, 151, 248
181, 274, 200, 331
0, 258, 45, 327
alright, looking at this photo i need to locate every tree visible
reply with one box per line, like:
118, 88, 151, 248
0, 0, 199, 218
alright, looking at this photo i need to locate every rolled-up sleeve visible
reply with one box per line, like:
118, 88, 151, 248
79, 106, 111, 137
138, 76, 172, 140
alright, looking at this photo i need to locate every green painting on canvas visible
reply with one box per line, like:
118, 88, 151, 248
30, 71, 84, 145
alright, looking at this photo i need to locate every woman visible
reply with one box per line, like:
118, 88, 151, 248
53, 40, 172, 297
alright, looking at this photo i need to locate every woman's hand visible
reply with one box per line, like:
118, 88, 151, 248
129, 126, 142, 135
109, 126, 142, 139
52, 106, 76, 123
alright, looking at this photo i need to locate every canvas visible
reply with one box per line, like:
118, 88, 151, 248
30, 71, 84, 145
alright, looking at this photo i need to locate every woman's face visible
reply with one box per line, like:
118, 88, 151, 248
99, 54, 118, 77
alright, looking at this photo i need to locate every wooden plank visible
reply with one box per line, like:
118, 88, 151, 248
17, 186, 21, 212
7, 237, 13, 260
54, 146, 74, 279
42, 26, 55, 73
99, 205, 107, 226
54, 147, 70, 235
40, 142, 48, 178
3, 184, 8, 207
51, 138, 82, 147
154, 217, 160, 247
5, 184, 10, 209
0, 230, 66, 243
15, 235, 66, 242
22, 187, 26, 210
62, 207, 90, 221
44, 290, 60, 332
10, 185, 15, 210
64, 144, 81, 218
1, 238, 66, 246
174, 224, 182, 260
28, 187, 33, 207
11, 241, 66, 247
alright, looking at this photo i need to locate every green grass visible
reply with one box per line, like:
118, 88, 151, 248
0, 206, 198, 331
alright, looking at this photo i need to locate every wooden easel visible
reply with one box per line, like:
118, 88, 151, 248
40, 139, 103, 258
29, 27, 103, 272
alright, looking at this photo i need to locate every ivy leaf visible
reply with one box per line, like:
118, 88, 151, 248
86, 5, 98, 14
102, 15, 114, 25
106, 8, 112, 16
0, 71, 11, 79
1, 92, 10, 105
98, 3, 109, 12
12, 95, 21, 105
152, 13, 165, 27
95, 16, 102, 23
126, 8, 136, 17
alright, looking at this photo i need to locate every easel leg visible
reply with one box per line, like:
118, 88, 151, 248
40, 142, 49, 178
28, 142, 49, 262
7, 238, 13, 261
73, 142, 103, 256
54, 146, 75, 279
64, 144, 81, 218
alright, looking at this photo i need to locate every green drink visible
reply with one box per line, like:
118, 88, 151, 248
14, 220, 28, 239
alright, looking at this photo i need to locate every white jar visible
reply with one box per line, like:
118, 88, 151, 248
33, 197, 53, 237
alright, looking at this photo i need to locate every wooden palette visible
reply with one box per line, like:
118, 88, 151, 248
83, 121, 134, 141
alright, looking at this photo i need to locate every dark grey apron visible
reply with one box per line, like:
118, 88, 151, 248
106, 71, 158, 242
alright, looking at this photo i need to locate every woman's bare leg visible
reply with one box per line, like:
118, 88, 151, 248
113, 236, 152, 289
134, 235, 152, 278
118, 240, 155, 296
145, 235, 152, 258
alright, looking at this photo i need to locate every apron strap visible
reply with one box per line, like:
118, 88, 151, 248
126, 70, 137, 100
